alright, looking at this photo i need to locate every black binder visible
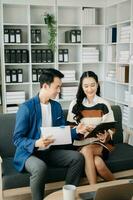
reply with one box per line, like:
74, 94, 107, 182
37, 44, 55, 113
35, 29, 41, 43
37, 68, 43, 80
46, 49, 53, 63
58, 49, 64, 62
76, 30, 81, 43
9, 29, 16, 43
17, 69, 23, 83
31, 49, 37, 63
4, 29, 9, 43
5, 49, 10, 63
10, 49, 16, 63
11, 69, 17, 83
16, 49, 22, 63
5, 69, 11, 83
21, 49, 29, 63
65, 30, 76, 43
42, 49, 47, 63
15, 29, 22, 43
63, 49, 69, 62
36, 49, 42, 63
32, 69, 38, 82
31, 29, 36, 43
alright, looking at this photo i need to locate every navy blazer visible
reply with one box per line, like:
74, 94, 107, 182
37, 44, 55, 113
13, 95, 78, 172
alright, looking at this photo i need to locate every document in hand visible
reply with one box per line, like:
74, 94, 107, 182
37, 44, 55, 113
40, 126, 72, 146
84, 121, 117, 139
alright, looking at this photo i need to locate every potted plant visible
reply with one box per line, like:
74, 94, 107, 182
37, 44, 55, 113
44, 13, 57, 52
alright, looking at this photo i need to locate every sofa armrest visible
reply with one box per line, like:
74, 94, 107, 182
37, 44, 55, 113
0, 156, 3, 200
123, 128, 133, 143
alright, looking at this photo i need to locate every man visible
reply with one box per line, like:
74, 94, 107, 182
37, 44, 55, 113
13, 68, 84, 200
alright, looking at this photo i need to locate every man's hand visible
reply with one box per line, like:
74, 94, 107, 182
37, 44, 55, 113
35, 135, 55, 148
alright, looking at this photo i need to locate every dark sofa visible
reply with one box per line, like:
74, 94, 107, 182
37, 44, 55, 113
0, 105, 133, 199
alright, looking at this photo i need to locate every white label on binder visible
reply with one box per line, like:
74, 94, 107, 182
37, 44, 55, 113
10, 35, 15, 43
18, 74, 22, 82
77, 35, 81, 42
16, 34, 21, 43
6, 76, 11, 83
12, 75, 17, 82
64, 54, 68, 62
4, 34, 9, 43
71, 34, 76, 42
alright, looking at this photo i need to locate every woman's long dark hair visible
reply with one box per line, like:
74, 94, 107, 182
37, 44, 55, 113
73, 71, 100, 123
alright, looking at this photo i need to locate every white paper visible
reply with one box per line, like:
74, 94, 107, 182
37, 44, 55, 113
39, 126, 72, 150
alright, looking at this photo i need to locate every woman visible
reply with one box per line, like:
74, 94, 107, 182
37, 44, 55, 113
67, 71, 115, 184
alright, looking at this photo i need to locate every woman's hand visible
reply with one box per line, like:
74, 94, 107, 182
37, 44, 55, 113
86, 124, 96, 132
35, 135, 55, 148
76, 123, 88, 134
96, 130, 110, 143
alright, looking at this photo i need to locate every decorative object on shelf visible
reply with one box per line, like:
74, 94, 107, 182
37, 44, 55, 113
44, 12, 57, 52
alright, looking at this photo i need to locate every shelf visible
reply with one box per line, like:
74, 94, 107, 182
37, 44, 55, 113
6, 82, 30, 86
58, 24, 81, 27
58, 62, 81, 65
58, 43, 81, 46
1, 0, 132, 127
4, 43, 29, 46
3, 23, 28, 26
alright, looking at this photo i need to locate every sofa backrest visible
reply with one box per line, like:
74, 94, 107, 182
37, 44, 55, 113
0, 105, 123, 158
111, 105, 123, 143
0, 113, 16, 158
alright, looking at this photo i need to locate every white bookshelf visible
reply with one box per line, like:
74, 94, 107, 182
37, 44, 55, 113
104, 0, 133, 137
1, 0, 133, 144
0, 0, 104, 112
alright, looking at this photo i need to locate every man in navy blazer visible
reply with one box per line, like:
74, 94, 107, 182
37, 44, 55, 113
13, 68, 84, 200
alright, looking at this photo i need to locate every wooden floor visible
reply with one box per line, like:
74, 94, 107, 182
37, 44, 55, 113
4, 190, 55, 200
4, 194, 32, 200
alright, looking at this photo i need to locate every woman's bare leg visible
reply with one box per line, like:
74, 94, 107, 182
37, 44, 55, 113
80, 144, 102, 184
94, 156, 115, 181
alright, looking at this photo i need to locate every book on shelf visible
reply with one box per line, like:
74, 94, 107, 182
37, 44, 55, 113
73, 121, 117, 147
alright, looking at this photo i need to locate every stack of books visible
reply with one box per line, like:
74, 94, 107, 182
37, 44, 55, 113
120, 26, 130, 43
125, 91, 130, 103
122, 105, 129, 124
106, 70, 116, 81
119, 51, 129, 63
82, 47, 99, 63
107, 45, 116, 62
82, 7, 97, 25
124, 91, 133, 107
130, 55, 133, 64
6, 105, 19, 113
116, 65, 129, 83
6, 91, 25, 105
61, 70, 76, 82
61, 86, 78, 100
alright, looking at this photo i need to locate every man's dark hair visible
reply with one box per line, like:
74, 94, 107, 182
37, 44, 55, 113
39, 68, 64, 88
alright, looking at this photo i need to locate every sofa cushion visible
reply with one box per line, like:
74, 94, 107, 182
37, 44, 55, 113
2, 157, 68, 190
106, 143, 133, 172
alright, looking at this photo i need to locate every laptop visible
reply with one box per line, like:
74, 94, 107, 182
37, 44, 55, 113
79, 180, 133, 200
